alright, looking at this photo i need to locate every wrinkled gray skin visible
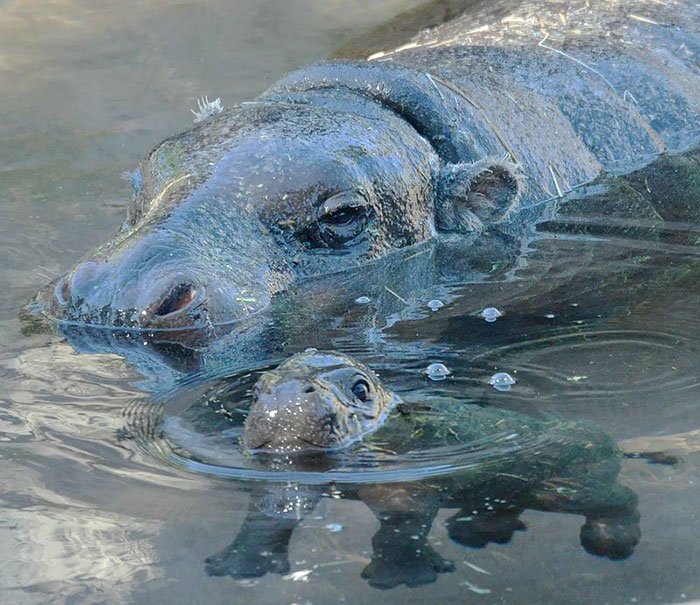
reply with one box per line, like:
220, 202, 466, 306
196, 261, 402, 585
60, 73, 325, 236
27, 0, 699, 330
204, 350, 644, 589
27, 149, 699, 395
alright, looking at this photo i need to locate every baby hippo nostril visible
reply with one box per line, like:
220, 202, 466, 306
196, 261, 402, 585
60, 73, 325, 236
155, 283, 197, 317
304, 386, 316, 394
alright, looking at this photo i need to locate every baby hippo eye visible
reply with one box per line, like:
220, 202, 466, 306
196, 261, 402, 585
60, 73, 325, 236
351, 379, 371, 402
317, 192, 372, 248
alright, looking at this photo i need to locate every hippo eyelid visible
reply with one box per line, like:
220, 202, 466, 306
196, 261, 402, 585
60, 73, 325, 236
352, 372, 372, 386
318, 190, 368, 214
317, 191, 372, 228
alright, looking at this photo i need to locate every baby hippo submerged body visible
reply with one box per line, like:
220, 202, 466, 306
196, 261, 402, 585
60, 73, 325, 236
217, 350, 643, 587
244, 350, 626, 473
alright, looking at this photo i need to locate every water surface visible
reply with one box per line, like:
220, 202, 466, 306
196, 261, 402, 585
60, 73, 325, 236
1, 1, 699, 604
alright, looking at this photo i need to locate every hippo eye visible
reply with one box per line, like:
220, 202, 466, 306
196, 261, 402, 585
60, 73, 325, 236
316, 192, 372, 248
351, 379, 371, 402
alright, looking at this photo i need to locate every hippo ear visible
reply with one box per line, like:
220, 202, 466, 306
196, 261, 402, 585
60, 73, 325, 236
435, 158, 525, 233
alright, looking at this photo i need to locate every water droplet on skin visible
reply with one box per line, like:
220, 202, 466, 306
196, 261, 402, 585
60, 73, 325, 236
355, 296, 371, 305
488, 372, 516, 391
479, 307, 503, 322
325, 523, 343, 533
427, 299, 444, 311
424, 363, 451, 381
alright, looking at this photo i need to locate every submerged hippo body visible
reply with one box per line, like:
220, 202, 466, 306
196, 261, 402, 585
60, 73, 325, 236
29, 0, 699, 330
202, 350, 643, 587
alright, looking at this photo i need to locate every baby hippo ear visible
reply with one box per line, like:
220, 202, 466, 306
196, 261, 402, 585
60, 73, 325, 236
435, 158, 525, 233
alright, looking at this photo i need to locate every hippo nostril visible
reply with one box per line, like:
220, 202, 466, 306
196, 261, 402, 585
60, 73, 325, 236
155, 283, 197, 317
304, 386, 316, 394
53, 275, 72, 306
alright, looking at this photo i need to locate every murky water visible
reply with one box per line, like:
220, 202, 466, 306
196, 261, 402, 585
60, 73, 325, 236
1, 1, 700, 604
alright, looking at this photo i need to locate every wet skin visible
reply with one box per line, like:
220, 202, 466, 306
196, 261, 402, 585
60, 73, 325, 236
21, 149, 699, 396
26, 0, 698, 331
203, 350, 643, 588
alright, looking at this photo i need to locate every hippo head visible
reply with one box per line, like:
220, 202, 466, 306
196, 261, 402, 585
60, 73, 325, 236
242, 350, 398, 452
28, 62, 524, 331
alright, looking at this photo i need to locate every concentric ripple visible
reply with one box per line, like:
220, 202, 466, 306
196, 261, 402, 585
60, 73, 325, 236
124, 371, 566, 485
470, 328, 700, 401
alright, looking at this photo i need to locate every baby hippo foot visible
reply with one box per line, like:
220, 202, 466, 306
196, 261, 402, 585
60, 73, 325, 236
204, 540, 291, 578
580, 513, 641, 560
446, 507, 526, 548
361, 544, 455, 589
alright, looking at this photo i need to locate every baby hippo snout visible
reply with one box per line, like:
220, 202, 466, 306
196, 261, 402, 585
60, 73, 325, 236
243, 378, 345, 452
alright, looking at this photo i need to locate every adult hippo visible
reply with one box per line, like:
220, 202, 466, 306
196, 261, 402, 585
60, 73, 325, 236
27, 0, 699, 331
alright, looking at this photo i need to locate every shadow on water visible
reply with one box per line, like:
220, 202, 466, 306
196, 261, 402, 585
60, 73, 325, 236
1, 0, 700, 603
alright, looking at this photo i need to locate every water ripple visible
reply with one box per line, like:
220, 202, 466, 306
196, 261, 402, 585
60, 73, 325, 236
471, 328, 700, 400
124, 374, 578, 486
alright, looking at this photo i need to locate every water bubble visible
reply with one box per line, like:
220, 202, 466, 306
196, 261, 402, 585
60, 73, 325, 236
544, 313, 556, 319
478, 307, 503, 322
488, 372, 516, 391
427, 299, 444, 311
424, 363, 451, 381
355, 296, 371, 305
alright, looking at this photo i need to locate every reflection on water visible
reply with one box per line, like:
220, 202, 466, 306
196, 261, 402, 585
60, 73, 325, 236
1, 0, 700, 604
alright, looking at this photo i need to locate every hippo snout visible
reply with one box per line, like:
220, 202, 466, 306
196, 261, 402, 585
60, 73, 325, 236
47, 254, 272, 330
49, 259, 204, 328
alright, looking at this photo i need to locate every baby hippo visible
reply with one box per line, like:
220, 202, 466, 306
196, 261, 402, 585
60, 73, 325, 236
211, 349, 654, 586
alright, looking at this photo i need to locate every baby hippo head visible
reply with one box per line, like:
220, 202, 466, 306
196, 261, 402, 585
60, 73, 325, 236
242, 350, 399, 453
